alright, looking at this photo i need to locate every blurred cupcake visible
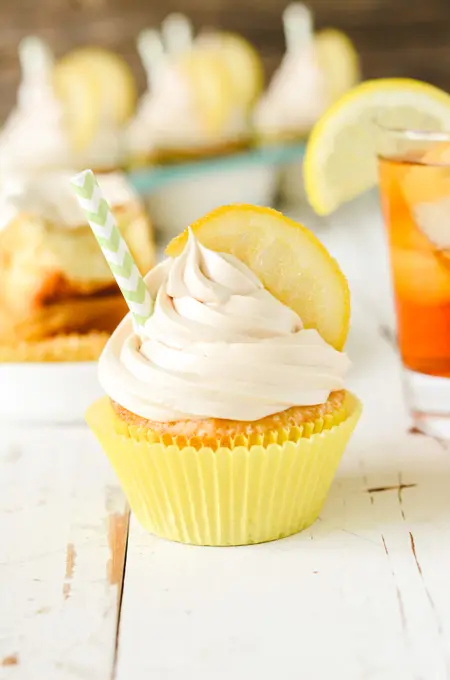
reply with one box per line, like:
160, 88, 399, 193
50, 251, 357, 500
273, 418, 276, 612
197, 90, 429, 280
126, 17, 249, 167
0, 171, 155, 362
0, 37, 74, 174
254, 3, 360, 145
253, 4, 326, 143
87, 204, 361, 546
125, 29, 168, 166
0, 36, 135, 175
55, 46, 137, 172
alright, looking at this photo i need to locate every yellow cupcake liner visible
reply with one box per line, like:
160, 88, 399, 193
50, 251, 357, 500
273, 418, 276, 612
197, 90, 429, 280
110, 400, 348, 451
86, 392, 362, 546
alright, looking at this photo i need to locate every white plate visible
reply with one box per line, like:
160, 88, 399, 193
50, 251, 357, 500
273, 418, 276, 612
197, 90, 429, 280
0, 361, 103, 424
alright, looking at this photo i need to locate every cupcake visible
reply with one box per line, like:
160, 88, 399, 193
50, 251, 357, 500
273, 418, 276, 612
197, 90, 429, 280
253, 4, 326, 144
0, 37, 74, 174
0, 36, 135, 175
254, 4, 360, 146
87, 204, 361, 546
0, 171, 155, 362
55, 46, 137, 172
126, 23, 249, 167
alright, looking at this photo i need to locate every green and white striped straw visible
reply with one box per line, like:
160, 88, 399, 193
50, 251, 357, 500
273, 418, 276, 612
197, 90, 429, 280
70, 169, 153, 337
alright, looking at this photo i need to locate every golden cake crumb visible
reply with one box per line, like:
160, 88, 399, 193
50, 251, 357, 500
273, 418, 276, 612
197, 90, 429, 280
0, 331, 110, 362
111, 390, 346, 439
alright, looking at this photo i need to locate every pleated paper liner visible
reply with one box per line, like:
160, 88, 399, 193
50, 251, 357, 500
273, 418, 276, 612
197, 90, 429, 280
86, 392, 362, 546
110, 397, 349, 450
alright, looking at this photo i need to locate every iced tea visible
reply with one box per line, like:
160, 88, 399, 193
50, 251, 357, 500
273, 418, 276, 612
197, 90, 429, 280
378, 154, 450, 377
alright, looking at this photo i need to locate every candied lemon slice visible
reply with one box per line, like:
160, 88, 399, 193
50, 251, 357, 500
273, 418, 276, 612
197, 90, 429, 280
315, 28, 360, 104
53, 62, 101, 150
304, 78, 450, 216
196, 31, 264, 109
178, 50, 235, 135
56, 47, 137, 125
166, 204, 350, 350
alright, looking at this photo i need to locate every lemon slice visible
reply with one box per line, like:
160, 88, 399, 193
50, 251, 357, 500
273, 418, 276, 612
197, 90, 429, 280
56, 47, 137, 124
53, 62, 101, 151
178, 50, 234, 135
304, 78, 450, 216
166, 204, 350, 349
196, 32, 264, 109
315, 28, 360, 104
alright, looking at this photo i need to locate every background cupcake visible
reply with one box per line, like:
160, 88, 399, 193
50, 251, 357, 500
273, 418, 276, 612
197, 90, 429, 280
0, 35, 138, 175
0, 171, 155, 362
85, 202, 361, 546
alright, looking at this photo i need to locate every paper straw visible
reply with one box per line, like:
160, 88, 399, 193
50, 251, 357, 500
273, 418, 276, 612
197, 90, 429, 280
19, 36, 54, 81
70, 169, 153, 336
282, 3, 313, 54
161, 13, 194, 56
137, 29, 166, 91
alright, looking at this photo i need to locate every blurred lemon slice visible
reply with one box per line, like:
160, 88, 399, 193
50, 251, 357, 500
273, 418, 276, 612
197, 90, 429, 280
315, 28, 360, 104
166, 204, 350, 349
196, 32, 264, 109
178, 50, 234, 134
304, 78, 450, 215
56, 47, 137, 125
53, 62, 101, 151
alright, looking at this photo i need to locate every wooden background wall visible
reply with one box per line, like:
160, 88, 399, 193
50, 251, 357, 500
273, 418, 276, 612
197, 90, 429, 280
1, 0, 450, 120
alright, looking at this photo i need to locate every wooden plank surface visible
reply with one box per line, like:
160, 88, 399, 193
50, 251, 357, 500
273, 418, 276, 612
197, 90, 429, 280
111, 195, 450, 680
2, 194, 450, 679
1, 0, 450, 119
0, 426, 129, 680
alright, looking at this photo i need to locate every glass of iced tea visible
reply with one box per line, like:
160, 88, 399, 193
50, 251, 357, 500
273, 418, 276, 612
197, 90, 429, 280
377, 124, 450, 437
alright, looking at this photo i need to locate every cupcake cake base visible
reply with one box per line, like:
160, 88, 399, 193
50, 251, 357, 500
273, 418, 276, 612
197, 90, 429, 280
87, 392, 361, 546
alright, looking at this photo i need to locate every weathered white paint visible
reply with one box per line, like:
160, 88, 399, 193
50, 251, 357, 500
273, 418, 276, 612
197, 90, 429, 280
0, 426, 128, 680
2, 193, 450, 680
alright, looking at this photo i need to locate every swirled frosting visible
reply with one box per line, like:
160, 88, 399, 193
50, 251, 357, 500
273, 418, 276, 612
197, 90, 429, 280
0, 40, 73, 174
0, 171, 138, 230
99, 230, 349, 422
126, 64, 247, 155
253, 44, 326, 136
0, 82, 72, 175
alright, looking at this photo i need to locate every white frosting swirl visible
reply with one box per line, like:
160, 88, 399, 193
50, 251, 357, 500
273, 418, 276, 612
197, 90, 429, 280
0, 171, 138, 230
126, 65, 247, 154
254, 44, 326, 136
0, 77, 72, 174
99, 230, 349, 422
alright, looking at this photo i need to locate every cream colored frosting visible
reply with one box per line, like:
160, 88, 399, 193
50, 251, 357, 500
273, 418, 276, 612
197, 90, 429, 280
253, 44, 326, 136
126, 65, 247, 154
0, 171, 138, 230
75, 122, 124, 170
99, 230, 349, 422
0, 43, 72, 173
0, 37, 123, 173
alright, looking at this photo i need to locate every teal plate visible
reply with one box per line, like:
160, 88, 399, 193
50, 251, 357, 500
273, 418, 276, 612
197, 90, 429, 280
127, 141, 305, 195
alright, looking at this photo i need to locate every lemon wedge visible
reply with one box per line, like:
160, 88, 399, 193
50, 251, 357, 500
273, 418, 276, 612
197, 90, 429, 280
304, 78, 450, 215
56, 47, 137, 125
166, 204, 350, 350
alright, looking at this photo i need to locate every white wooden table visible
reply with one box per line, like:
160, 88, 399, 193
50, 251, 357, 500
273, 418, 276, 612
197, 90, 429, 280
2, 193, 450, 680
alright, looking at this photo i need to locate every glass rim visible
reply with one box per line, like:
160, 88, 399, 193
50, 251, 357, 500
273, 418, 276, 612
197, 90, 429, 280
374, 117, 450, 142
